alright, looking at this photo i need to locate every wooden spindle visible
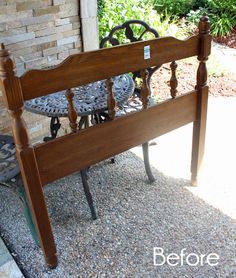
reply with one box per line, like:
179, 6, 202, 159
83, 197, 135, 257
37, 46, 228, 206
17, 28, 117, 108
106, 77, 116, 120
66, 88, 77, 132
140, 69, 150, 109
170, 61, 178, 99
191, 15, 211, 186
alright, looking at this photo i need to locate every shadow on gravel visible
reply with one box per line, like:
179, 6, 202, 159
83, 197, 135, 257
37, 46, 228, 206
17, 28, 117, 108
0, 151, 236, 277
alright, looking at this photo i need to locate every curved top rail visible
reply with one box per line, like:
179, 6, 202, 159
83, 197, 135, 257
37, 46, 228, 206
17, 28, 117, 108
20, 35, 200, 101
99, 19, 160, 48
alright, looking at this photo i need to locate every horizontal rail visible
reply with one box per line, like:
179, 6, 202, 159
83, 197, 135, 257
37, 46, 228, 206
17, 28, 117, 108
34, 91, 198, 185
20, 36, 200, 101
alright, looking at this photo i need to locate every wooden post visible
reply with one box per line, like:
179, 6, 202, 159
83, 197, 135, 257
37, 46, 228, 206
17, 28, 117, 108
191, 16, 211, 186
0, 43, 58, 268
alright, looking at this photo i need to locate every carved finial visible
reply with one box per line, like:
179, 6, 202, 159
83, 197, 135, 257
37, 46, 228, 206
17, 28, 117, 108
170, 61, 178, 99
0, 43, 9, 58
140, 69, 150, 109
106, 77, 116, 120
0, 45, 15, 78
66, 89, 78, 132
198, 15, 210, 35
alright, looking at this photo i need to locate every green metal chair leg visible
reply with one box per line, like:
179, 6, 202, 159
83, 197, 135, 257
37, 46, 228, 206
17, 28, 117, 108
0, 178, 40, 247
13, 177, 40, 247
18, 187, 40, 247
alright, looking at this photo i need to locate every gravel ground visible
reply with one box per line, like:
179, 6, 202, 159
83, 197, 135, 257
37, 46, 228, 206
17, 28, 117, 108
0, 97, 236, 277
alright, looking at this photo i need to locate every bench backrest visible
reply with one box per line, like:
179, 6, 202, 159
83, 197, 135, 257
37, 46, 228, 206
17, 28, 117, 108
0, 16, 211, 187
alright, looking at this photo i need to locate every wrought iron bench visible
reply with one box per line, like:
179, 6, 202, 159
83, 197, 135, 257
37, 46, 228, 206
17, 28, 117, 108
100, 19, 161, 95
0, 16, 211, 268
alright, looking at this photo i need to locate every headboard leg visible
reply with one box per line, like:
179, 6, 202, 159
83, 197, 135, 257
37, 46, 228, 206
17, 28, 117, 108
191, 16, 211, 186
191, 86, 208, 186
0, 43, 58, 268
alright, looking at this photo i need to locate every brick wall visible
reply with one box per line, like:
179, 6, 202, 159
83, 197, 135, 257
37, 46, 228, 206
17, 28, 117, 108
0, 0, 82, 142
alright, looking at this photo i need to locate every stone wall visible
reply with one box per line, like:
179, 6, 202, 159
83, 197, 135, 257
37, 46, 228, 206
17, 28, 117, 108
0, 0, 83, 142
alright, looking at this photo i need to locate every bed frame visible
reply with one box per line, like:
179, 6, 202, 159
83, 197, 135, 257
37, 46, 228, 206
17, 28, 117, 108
0, 16, 211, 268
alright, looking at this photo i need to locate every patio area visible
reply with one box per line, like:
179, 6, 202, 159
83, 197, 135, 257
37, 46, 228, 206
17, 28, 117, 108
0, 96, 235, 277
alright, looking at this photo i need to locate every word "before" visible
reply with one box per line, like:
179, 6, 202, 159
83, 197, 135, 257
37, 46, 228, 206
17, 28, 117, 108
153, 247, 219, 267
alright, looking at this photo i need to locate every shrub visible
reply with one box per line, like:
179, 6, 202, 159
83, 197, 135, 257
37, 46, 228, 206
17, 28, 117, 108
98, 0, 187, 41
98, 0, 155, 40
153, 0, 195, 17
151, 0, 236, 37
187, 0, 236, 37
207, 0, 236, 36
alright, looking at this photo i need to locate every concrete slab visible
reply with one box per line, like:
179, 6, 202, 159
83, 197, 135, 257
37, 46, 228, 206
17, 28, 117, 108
0, 238, 24, 278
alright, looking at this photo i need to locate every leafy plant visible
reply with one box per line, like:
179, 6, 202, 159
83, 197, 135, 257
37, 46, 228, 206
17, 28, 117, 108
207, 0, 236, 36
187, 0, 236, 37
187, 7, 208, 25
150, 0, 236, 37
98, 1, 153, 40
153, 0, 195, 17
98, 0, 187, 42
210, 13, 236, 37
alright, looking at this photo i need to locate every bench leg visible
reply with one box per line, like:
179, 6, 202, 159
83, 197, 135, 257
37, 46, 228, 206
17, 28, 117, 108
191, 87, 208, 186
44, 117, 61, 142
142, 142, 155, 183
80, 170, 97, 220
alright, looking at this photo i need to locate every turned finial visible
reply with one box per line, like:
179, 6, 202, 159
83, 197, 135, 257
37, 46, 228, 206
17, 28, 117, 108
0, 44, 15, 78
198, 15, 210, 35
0, 43, 9, 58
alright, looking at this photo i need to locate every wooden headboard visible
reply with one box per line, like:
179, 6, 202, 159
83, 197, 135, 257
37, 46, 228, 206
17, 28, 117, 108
0, 16, 211, 268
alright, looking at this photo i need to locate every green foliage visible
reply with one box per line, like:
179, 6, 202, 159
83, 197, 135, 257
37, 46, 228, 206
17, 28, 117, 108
210, 13, 236, 37
153, 0, 194, 17
151, 0, 236, 37
98, 0, 154, 40
187, 8, 208, 24
98, 0, 236, 39
98, 0, 187, 41
187, 0, 236, 37
207, 0, 236, 37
